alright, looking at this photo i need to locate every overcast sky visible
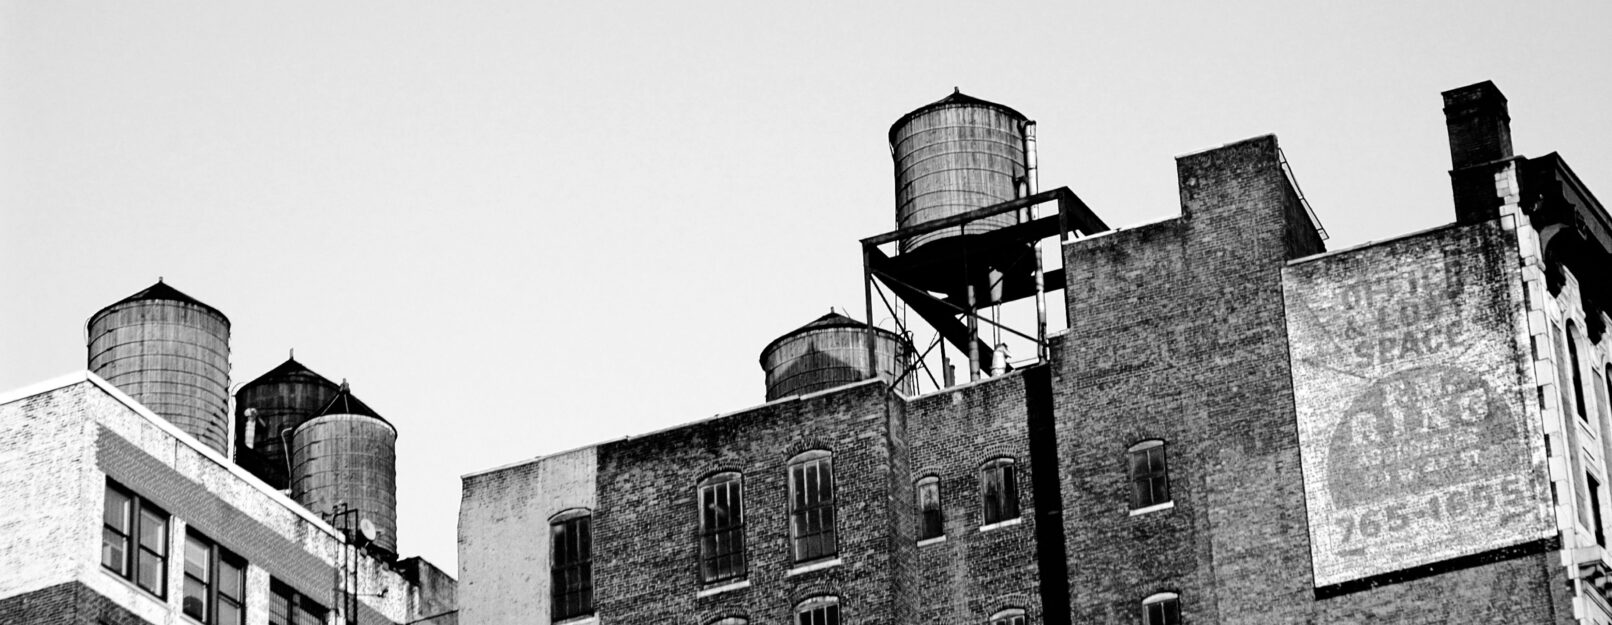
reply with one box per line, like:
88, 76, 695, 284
3, 1, 1608, 574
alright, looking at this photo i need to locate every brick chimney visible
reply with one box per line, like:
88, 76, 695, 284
1442, 81, 1514, 223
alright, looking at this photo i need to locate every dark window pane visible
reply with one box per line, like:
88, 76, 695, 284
219, 559, 245, 601
182, 577, 207, 620
102, 527, 128, 575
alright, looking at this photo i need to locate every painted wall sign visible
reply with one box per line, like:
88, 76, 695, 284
1282, 222, 1553, 588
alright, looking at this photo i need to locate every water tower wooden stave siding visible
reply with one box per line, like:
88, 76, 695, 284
87, 280, 232, 454
889, 90, 1031, 296
760, 312, 918, 401
290, 384, 398, 554
235, 357, 341, 490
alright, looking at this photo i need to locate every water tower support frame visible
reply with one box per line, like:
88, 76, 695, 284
860, 186, 1109, 391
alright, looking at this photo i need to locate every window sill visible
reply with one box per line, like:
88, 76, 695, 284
785, 557, 843, 577
554, 614, 597, 625
1129, 501, 1175, 516
696, 579, 750, 598
980, 517, 1023, 532
917, 535, 947, 546
97, 569, 167, 607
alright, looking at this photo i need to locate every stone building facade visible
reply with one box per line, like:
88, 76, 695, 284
0, 373, 457, 625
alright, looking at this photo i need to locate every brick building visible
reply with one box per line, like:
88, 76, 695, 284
458, 81, 1611, 624
0, 285, 457, 624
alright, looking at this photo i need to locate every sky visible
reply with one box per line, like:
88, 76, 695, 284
2, 1, 1608, 574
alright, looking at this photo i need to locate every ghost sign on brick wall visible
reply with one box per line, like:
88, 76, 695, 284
1282, 222, 1553, 588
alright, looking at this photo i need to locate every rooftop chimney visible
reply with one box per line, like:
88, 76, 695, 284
1442, 81, 1512, 169
1442, 81, 1514, 223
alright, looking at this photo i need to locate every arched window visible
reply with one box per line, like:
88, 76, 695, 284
989, 608, 1026, 625
1142, 592, 1180, 625
980, 458, 1020, 525
788, 450, 836, 562
697, 472, 746, 583
1568, 321, 1588, 420
795, 596, 840, 625
1128, 441, 1171, 511
707, 617, 748, 625
549, 509, 593, 621
915, 475, 943, 540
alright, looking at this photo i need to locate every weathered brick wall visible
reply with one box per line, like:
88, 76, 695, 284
592, 381, 904, 624
458, 445, 595, 625
1053, 134, 1573, 624
0, 581, 150, 625
1056, 136, 1325, 624
904, 368, 1046, 625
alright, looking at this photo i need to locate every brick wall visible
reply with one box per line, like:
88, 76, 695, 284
592, 381, 904, 624
905, 367, 1048, 625
0, 581, 151, 625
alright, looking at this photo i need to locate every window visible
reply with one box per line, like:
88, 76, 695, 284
916, 476, 943, 540
697, 472, 746, 583
1142, 592, 1180, 625
550, 510, 594, 620
795, 596, 840, 625
102, 480, 168, 597
1128, 441, 1171, 510
707, 618, 748, 625
1591, 473, 1606, 548
989, 608, 1026, 625
1568, 322, 1588, 419
788, 451, 836, 563
981, 459, 1020, 525
183, 531, 246, 625
268, 580, 326, 625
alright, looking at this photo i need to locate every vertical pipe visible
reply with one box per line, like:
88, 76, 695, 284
1024, 120, 1049, 362
967, 283, 981, 381
862, 245, 879, 385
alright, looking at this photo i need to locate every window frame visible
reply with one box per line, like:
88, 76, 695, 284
787, 450, 837, 564
102, 480, 169, 598
1591, 472, 1607, 548
267, 579, 326, 625
980, 458, 1021, 526
1567, 321, 1588, 420
1142, 592, 1181, 625
550, 509, 595, 621
1127, 440, 1172, 512
696, 471, 747, 584
182, 530, 247, 625
915, 475, 944, 540
989, 608, 1026, 625
794, 595, 841, 625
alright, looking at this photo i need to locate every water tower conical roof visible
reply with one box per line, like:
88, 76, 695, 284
92, 279, 230, 326
888, 89, 1029, 146
240, 357, 339, 391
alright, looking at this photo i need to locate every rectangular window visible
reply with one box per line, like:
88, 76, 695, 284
1128, 441, 1171, 510
1591, 473, 1606, 548
102, 480, 168, 598
184, 531, 246, 625
551, 513, 594, 621
981, 460, 1020, 525
268, 580, 325, 625
698, 473, 746, 583
789, 452, 836, 563
916, 477, 943, 540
